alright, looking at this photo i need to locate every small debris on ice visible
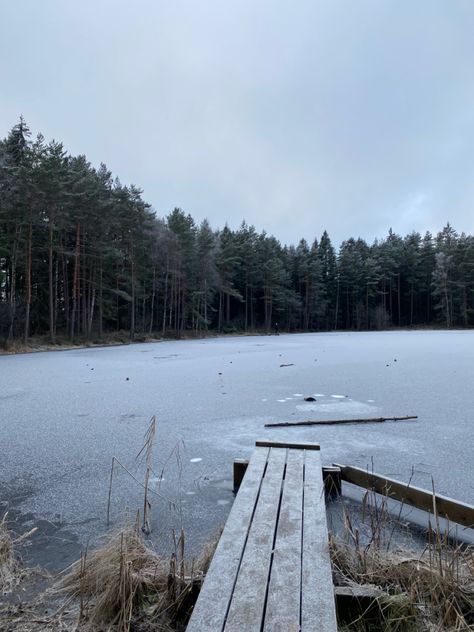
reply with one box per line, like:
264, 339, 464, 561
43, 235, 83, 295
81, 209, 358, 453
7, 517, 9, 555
149, 476, 165, 485
280, 363, 294, 367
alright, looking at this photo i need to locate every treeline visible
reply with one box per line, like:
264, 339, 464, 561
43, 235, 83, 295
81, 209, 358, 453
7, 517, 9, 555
1, 118, 473, 345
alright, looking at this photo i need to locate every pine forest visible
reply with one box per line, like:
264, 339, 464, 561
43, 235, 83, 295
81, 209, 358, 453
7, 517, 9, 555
1, 119, 474, 347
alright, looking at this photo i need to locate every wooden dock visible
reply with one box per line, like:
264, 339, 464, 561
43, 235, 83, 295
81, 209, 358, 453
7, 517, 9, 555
187, 441, 337, 632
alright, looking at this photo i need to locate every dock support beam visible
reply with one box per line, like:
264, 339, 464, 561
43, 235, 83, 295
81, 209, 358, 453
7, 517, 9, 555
233, 459, 249, 493
334, 463, 474, 528
323, 466, 342, 498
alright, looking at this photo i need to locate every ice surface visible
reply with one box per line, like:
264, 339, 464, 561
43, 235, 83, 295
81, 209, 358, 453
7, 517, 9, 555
1, 330, 474, 554
296, 401, 379, 414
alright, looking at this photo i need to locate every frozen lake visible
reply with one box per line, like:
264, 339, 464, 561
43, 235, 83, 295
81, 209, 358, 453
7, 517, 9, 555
1, 330, 473, 563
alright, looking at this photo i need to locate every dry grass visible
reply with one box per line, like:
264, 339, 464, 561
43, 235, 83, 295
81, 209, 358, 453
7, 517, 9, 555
331, 492, 474, 631
53, 525, 218, 632
0, 513, 37, 596
0, 514, 16, 594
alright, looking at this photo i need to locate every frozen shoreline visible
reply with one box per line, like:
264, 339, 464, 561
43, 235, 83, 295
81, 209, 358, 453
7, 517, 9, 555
1, 330, 473, 558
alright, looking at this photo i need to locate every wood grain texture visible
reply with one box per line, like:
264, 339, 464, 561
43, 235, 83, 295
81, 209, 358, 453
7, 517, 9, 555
263, 449, 304, 632
256, 440, 320, 450
188, 444, 337, 632
265, 416, 417, 427
301, 450, 338, 631
336, 463, 474, 529
225, 448, 286, 632
186, 447, 269, 632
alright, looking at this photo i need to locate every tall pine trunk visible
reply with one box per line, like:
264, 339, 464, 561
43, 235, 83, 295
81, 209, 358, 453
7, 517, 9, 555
24, 222, 32, 344
48, 223, 55, 342
98, 259, 103, 339
162, 260, 169, 337
149, 265, 156, 335
334, 278, 339, 330
70, 223, 81, 341
8, 225, 20, 340
130, 245, 135, 341
397, 273, 401, 326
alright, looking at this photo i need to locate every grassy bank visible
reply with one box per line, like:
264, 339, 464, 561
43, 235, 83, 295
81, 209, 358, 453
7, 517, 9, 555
0, 332, 163, 356
0, 522, 217, 632
2, 326, 469, 357
2, 502, 473, 631
0, 328, 274, 356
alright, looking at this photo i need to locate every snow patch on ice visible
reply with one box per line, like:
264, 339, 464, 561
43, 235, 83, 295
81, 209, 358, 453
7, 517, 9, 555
190, 458, 202, 463
331, 394, 345, 399
217, 499, 230, 506
149, 477, 165, 485
296, 401, 380, 415
277, 399, 286, 403
293, 393, 303, 397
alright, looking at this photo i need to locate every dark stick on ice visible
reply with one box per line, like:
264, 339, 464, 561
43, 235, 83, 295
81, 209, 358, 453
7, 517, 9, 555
264, 415, 418, 428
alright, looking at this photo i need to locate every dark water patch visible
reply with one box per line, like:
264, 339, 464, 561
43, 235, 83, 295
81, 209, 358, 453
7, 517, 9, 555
1, 482, 83, 605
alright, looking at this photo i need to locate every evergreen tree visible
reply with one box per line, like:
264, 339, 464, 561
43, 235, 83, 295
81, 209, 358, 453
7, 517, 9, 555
1, 118, 472, 344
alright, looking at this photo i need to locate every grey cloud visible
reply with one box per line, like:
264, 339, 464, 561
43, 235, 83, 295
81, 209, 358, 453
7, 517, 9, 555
1, 0, 473, 246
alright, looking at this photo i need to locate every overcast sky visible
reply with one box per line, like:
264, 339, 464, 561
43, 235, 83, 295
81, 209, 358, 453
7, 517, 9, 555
1, 1, 474, 246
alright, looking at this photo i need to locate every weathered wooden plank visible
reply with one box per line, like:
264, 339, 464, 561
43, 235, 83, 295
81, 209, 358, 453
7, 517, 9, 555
256, 440, 320, 451
336, 464, 474, 529
301, 450, 338, 631
186, 447, 270, 632
224, 448, 287, 632
263, 449, 304, 632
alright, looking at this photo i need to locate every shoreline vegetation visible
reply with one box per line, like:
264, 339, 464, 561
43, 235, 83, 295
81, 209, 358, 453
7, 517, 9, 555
2, 119, 474, 351
1, 325, 472, 357
1, 419, 473, 631
1, 495, 473, 631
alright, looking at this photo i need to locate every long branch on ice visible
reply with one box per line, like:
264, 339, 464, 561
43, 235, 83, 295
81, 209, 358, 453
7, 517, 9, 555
264, 415, 418, 428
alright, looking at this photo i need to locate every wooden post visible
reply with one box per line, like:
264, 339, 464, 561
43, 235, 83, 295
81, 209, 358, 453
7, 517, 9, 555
233, 459, 249, 493
322, 466, 342, 498
335, 586, 384, 626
